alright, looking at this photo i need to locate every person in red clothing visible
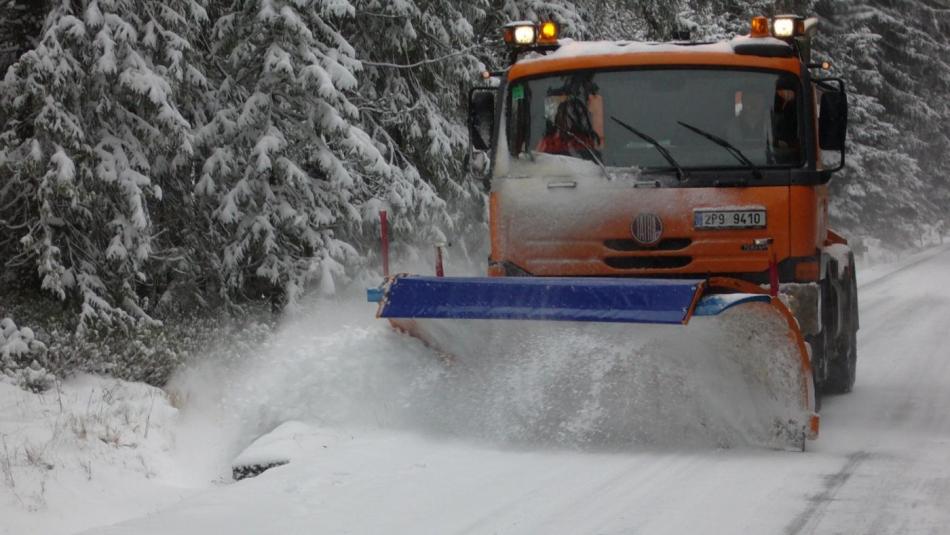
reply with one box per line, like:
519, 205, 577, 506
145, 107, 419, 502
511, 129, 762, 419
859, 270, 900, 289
537, 97, 602, 160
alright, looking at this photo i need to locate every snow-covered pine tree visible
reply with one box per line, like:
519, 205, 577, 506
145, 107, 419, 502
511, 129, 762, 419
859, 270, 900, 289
0, 0, 49, 264
573, 0, 672, 40
0, 0, 208, 330
678, 0, 815, 41
816, 0, 950, 243
343, 1, 490, 270
198, 0, 394, 306
0, 0, 49, 74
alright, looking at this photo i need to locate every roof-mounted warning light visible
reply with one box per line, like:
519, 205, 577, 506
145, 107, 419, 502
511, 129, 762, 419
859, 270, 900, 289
748, 14, 813, 40
538, 21, 559, 44
503, 21, 559, 47
773, 15, 806, 39
744, 14, 820, 63
504, 21, 537, 46
502, 20, 561, 64
750, 16, 770, 38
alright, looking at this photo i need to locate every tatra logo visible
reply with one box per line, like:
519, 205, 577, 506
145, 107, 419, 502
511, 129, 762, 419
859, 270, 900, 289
631, 213, 663, 245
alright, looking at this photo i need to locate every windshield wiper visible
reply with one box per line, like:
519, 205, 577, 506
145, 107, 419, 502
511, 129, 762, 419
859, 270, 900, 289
610, 116, 686, 181
554, 126, 612, 181
676, 121, 763, 180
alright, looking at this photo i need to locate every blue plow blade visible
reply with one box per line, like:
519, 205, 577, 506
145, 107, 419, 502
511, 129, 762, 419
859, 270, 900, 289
367, 276, 774, 324
369, 276, 708, 325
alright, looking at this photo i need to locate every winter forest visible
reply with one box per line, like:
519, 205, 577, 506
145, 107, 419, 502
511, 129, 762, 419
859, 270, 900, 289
1, 0, 949, 388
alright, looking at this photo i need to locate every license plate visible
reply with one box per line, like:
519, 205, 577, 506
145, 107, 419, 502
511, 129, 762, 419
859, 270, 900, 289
694, 209, 766, 229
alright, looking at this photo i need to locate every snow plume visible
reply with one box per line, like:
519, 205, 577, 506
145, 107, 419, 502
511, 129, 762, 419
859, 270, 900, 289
169, 296, 808, 477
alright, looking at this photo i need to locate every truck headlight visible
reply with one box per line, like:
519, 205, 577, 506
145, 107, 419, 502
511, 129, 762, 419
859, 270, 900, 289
514, 25, 536, 44
773, 18, 796, 38
504, 22, 537, 46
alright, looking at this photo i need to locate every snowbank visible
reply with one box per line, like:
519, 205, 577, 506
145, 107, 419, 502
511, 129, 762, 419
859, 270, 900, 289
0, 375, 192, 535
1, 317, 53, 392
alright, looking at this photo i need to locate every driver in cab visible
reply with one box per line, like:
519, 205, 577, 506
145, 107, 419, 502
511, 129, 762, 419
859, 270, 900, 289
537, 97, 602, 161
729, 88, 798, 153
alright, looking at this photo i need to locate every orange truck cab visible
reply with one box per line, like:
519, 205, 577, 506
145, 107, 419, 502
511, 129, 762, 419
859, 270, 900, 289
467, 16, 858, 397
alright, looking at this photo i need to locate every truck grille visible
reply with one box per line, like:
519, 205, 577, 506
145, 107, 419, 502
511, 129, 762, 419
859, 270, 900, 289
603, 256, 692, 269
603, 238, 691, 252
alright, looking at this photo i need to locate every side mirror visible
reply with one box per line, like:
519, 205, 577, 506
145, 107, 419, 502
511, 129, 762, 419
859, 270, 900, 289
468, 87, 496, 152
817, 78, 847, 172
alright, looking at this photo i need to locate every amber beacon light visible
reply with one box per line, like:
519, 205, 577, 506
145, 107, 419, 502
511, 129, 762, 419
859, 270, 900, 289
538, 21, 559, 44
503, 20, 559, 48
750, 16, 770, 37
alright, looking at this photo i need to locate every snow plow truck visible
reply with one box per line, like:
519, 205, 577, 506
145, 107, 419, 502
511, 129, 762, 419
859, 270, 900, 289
369, 15, 856, 448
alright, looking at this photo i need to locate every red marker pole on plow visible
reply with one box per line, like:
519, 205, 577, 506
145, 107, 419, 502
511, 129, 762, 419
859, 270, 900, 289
435, 243, 445, 277
380, 210, 390, 278
755, 237, 778, 297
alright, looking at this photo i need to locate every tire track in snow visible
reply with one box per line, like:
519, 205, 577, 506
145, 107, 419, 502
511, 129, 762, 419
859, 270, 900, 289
858, 243, 950, 291
783, 450, 870, 535
784, 242, 950, 535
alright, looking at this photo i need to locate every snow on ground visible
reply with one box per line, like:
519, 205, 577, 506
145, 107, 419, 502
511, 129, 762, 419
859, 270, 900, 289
0, 375, 196, 535
804, 240, 950, 534
3, 240, 950, 534
84, 426, 845, 535
856, 238, 950, 287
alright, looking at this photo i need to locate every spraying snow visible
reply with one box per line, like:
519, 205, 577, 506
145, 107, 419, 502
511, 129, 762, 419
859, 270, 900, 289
169, 293, 809, 478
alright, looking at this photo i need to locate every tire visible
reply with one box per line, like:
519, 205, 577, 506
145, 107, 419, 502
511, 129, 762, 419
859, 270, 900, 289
824, 327, 857, 394
806, 272, 834, 405
823, 266, 858, 394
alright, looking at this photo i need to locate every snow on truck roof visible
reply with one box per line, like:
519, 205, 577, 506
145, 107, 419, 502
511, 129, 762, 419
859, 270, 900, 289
509, 36, 801, 80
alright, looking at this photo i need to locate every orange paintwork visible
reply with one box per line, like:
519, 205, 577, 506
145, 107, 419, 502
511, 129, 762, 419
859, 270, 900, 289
491, 178, 801, 277
490, 182, 833, 279
789, 184, 828, 255
825, 228, 848, 246
509, 51, 803, 82
683, 280, 708, 324
706, 277, 768, 294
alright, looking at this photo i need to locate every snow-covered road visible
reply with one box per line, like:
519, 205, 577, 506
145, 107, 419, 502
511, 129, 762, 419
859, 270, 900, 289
27, 245, 950, 534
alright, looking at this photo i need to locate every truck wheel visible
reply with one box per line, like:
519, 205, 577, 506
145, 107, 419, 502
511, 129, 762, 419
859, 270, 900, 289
807, 272, 836, 405
824, 324, 856, 394
823, 270, 858, 394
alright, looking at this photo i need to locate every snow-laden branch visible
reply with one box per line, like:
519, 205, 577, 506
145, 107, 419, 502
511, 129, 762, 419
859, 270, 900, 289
359, 44, 482, 69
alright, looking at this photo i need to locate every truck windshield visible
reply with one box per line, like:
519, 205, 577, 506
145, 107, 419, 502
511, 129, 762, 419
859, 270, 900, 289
502, 68, 802, 177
